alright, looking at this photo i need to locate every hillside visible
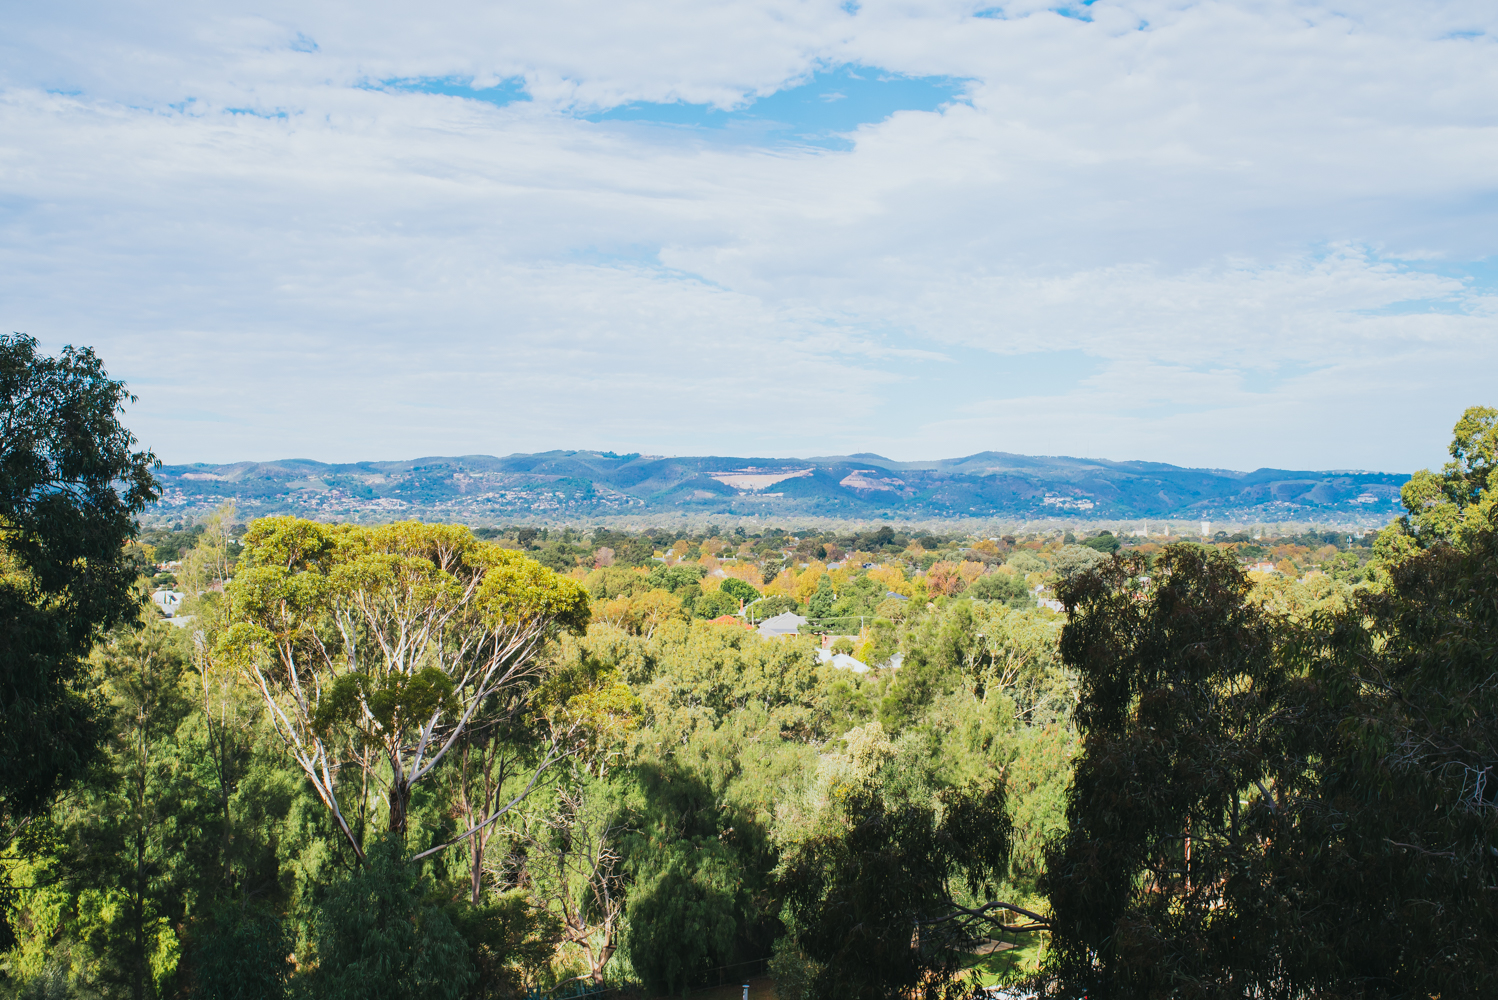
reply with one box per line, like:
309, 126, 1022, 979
149, 450, 1409, 524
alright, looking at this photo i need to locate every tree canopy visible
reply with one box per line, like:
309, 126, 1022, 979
1043, 453, 1498, 996
222, 518, 592, 858
1, 334, 158, 814
1, 334, 157, 949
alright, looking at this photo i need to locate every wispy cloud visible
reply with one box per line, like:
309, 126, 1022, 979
0, 1, 1494, 469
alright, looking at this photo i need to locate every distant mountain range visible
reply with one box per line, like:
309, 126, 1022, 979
147, 450, 1411, 525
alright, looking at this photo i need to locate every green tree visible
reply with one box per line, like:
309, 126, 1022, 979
1, 334, 158, 932
881, 603, 1065, 733
966, 571, 1035, 608
1041, 545, 1285, 997
778, 783, 1025, 1000
1041, 515, 1498, 997
807, 576, 836, 619
1383, 404, 1497, 551
1079, 531, 1120, 555
179, 502, 238, 601
305, 838, 475, 1000
1284, 506, 1498, 996
1005, 551, 1046, 574
222, 518, 591, 859
621, 764, 749, 996
513, 782, 628, 985
745, 594, 797, 621
645, 564, 706, 594
189, 905, 292, 1000
1050, 544, 1106, 580
93, 627, 194, 1000
583, 566, 651, 600
692, 589, 739, 620
720, 577, 759, 607
6, 625, 199, 999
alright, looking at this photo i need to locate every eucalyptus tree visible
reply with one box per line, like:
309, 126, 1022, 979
1391, 403, 1497, 544
510, 783, 629, 985
1041, 544, 1289, 997
221, 518, 591, 860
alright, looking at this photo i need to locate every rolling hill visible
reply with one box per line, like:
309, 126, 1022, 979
148, 450, 1410, 525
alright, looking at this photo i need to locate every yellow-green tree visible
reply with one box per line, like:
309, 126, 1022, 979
1381, 404, 1497, 558
220, 518, 590, 861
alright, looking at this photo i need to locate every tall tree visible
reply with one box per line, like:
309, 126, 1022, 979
1043, 504, 1498, 996
1383, 403, 1498, 550
87, 626, 195, 1000
1291, 503, 1498, 996
512, 783, 629, 984
1042, 544, 1290, 997
0, 333, 157, 945
221, 518, 591, 860
179, 502, 238, 600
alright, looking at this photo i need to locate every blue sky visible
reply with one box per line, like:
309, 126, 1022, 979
381, 65, 969, 148
1, 1, 1495, 471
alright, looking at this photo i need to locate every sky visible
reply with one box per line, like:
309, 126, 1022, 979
2, 1, 1495, 472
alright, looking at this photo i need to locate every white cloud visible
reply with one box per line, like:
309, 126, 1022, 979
1, 1, 1495, 470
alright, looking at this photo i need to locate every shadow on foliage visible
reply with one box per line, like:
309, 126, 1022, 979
622, 760, 769, 997
1040, 535, 1498, 999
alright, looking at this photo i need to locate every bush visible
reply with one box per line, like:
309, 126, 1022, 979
768, 937, 822, 1000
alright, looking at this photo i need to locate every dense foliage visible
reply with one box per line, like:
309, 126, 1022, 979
2, 511, 1081, 999
8, 341, 1489, 1000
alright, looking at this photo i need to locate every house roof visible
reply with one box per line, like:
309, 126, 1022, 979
756, 611, 807, 637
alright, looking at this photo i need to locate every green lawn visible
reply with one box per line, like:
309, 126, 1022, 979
962, 935, 1046, 986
